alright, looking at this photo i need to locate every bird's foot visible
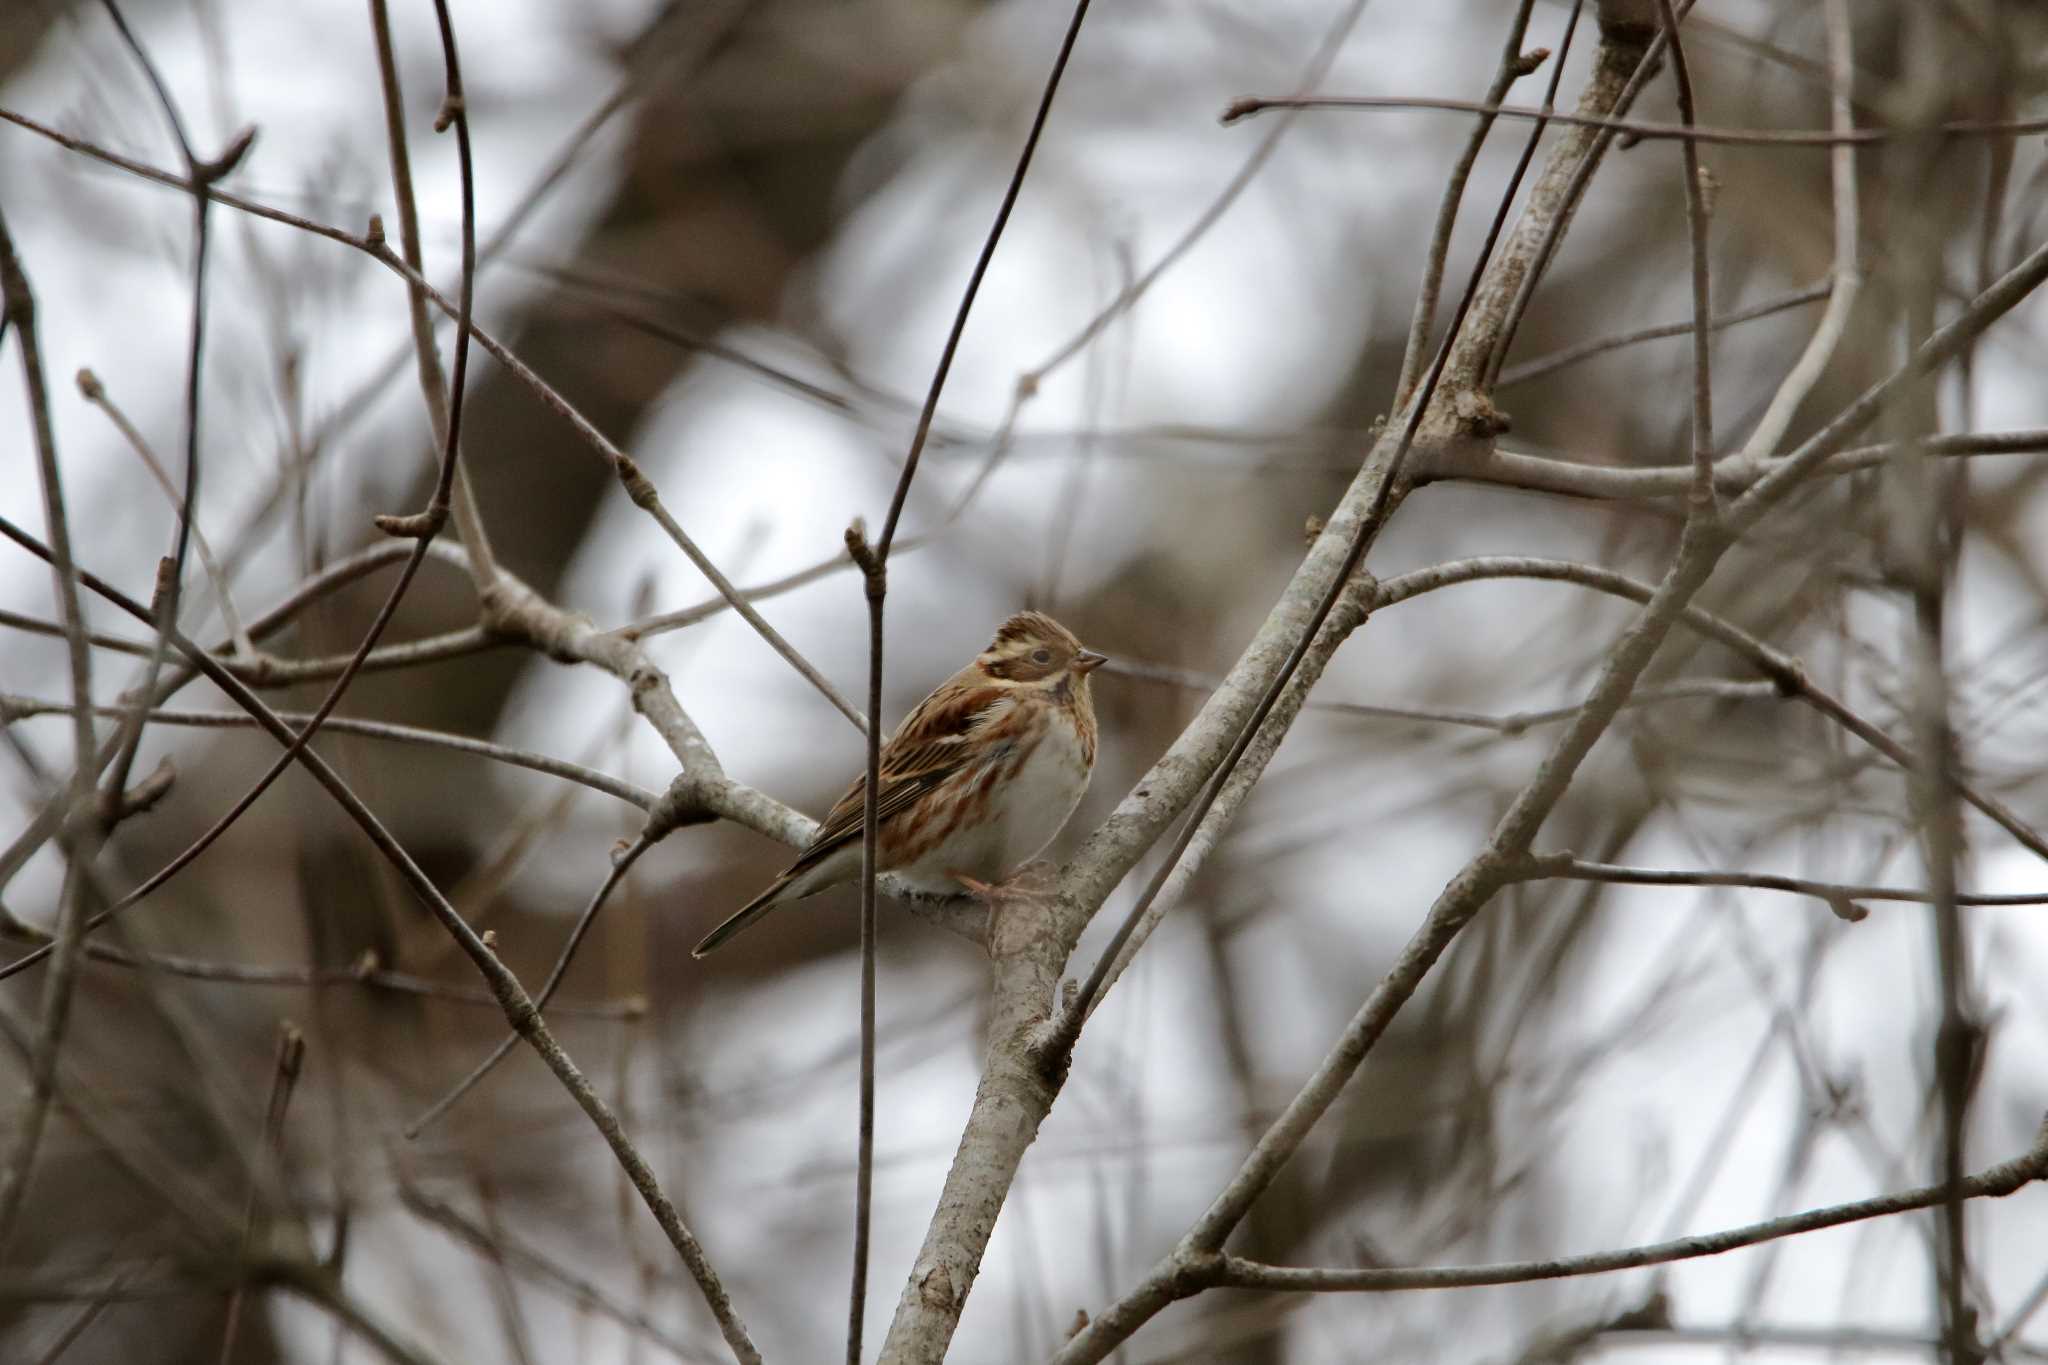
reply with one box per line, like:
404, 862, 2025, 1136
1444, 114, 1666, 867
948, 863, 1057, 941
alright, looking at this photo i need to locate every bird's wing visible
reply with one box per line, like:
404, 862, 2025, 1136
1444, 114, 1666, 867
781, 680, 1013, 879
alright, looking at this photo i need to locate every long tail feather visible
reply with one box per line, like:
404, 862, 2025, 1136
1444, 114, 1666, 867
692, 876, 793, 958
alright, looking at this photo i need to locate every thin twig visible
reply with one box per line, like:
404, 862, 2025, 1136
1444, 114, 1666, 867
1728, 0, 1861, 473
1516, 855, 2048, 912
403, 839, 648, 1137
94, 0, 238, 814
1107, 659, 1779, 734
1221, 93, 2048, 148
1395, 0, 1540, 405
610, 464, 868, 734
0, 614, 499, 683
858, 5, 1093, 1358
365, 0, 498, 588
75, 367, 252, 656
1198, 1121, 2048, 1292
619, 534, 930, 641
1368, 554, 2048, 862
946, 0, 1379, 521
1653, 0, 1718, 518
1482, 6, 1688, 387
1442, 430, 2048, 502
0, 208, 100, 1254
398, 1181, 716, 1363
0, 923, 642, 1015
0, 697, 655, 810
219, 1022, 306, 1364
29, 1264, 135, 1364
1495, 282, 1830, 389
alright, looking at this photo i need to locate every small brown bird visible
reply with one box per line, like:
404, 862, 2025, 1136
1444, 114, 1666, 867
692, 611, 1106, 957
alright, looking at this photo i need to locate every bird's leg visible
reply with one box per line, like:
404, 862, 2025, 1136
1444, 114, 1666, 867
948, 862, 1056, 939
948, 870, 1004, 941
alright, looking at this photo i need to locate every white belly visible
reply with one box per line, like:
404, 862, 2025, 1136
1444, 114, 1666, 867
894, 716, 1091, 893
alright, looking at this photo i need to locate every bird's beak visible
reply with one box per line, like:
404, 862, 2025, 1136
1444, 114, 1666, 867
1074, 650, 1108, 674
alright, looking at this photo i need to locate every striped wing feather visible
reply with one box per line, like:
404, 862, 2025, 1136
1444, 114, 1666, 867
782, 679, 1009, 879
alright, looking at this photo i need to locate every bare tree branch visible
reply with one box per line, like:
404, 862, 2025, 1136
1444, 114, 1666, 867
1194, 1119, 2048, 1293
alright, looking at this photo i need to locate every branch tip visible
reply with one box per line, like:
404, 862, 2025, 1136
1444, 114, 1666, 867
1825, 894, 1869, 923
1220, 96, 1262, 125
198, 124, 258, 184
74, 367, 103, 400
845, 520, 883, 578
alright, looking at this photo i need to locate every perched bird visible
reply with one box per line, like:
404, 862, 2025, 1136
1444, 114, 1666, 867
692, 611, 1106, 957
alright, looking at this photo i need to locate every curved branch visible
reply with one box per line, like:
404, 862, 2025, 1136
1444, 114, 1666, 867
1209, 1121, 2048, 1292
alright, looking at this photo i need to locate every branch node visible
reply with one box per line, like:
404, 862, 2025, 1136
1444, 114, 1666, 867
1511, 46, 1551, 78
1303, 514, 1326, 548
434, 95, 466, 134
98, 754, 176, 827
1168, 1249, 1226, 1295
1514, 848, 1575, 880
372, 504, 450, 539
641, 778, 714, 842
845, 519, 886, 599
350, 948, 381, 981
365, 214, 386, 250
1453, 389, 1511, 436
148, 555, 178, 617
1024, 1013, 1073, 1082
844, 519, 880, 573
1766, 657, 1810, 698
614, 455, 658, 510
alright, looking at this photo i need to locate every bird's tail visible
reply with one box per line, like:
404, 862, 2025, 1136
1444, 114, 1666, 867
691, 875, 793, 958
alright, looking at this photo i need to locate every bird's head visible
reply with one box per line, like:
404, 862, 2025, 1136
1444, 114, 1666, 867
975, 610, 1108, 696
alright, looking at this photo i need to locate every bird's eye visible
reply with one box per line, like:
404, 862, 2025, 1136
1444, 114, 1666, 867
1031, 648, 1053, 665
